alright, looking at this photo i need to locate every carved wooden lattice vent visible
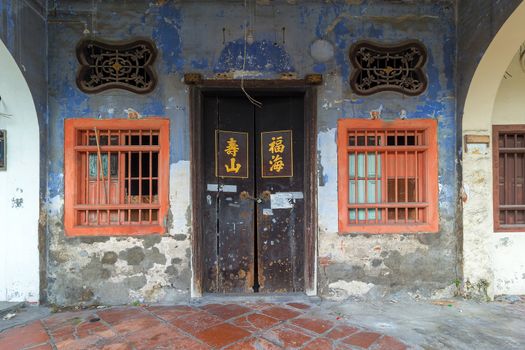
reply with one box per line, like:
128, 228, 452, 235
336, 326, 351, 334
349, 40, 428, 96
76, 39, 157, 94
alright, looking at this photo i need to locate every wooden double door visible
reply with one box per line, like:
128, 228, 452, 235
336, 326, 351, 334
202, 92, 305, 293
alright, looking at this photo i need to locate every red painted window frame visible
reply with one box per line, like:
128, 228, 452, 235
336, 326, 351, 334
337, 119, 438, 234
493, 125, 525, 232
64, 118, 170, 236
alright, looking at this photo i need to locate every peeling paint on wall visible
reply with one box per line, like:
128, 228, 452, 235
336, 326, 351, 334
45, 0, 459, 305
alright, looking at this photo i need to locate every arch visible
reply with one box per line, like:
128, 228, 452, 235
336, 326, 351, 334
463, 2, 525, 131
462, 2, 525, 298
0, 39, 40, 302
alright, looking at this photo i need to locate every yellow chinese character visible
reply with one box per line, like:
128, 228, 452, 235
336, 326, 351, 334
268, 136, 285, 154
269, 154, 285, 172
225, 137, 239, 157
225, 158, 242, 173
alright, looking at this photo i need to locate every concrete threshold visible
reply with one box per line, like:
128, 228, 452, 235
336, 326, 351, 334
192, 292, 321, 305
0, 302, 25, 318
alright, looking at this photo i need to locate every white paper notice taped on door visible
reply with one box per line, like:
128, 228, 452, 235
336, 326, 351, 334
206, 184, 237, 193
270, 192, 303, 209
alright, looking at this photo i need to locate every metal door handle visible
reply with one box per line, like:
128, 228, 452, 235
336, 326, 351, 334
260, 190, 271, 202
240, 190, 271, 204
240, 191, 262, 203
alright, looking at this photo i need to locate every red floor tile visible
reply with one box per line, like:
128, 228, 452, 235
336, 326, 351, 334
199, 303, 223, 311
262, 325, 312, 349
224, 337, 283, 349
170, 310, 223, 335
291, 317, 334, 334
127, 324, 206, 350
55, 334, 104, 350
0, 302, 408, 350
76, 320, 113, 338
342, 331, 382, 348
232, 313, 281, 332
99, 343, 134, 350
242, 302, 276, 311
326, 324, 359, 340
195, 322, 251, 348
147, 305, 197, 321
0, 321, 49, 350
303, 337, 335, 350
372, 335, 407, 350
97, 307, 147, 324
262, 306, 301, 321
49, 324, 76, 342
42, 310, 94, 330
287, 302, 311, 310
205, 303, 252, 320
111, 315, 163, 335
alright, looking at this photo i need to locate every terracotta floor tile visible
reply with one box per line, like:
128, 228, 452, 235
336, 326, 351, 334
147, 305, 198, 321
262, 306, 301, 321
206, 303, 252, 320
1, 303, 407, 350
242, 302, 276, 311
127, 324, 188, 350
49, 324, 76, 342
100, 343, 134, 350
195, 322, 251, 348
292, 317, 334, 334
170, 311, 223, 335
303, 337, 335, 350
167, 336, 210, 350
55, 334, 103, 350
97, 307, 147, 324
0, 321, 49, 349
198, 303, 223, 311
326, 325, 360, 340
262, 325, 312, 349
343, 331, 382, 348
232, 313, 281, 332
42, 311, 94, 330
76, 320, 113, 338
224, 337, 283, 350
287, 302, 312, 310
372, 335, 407, 350
111, 315, 163, 335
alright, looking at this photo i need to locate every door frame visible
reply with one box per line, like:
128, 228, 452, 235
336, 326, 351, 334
189, 80, 318, 297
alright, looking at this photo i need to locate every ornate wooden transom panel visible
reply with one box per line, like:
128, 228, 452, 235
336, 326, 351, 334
76, 39, 157, 94
349, 40, 428, 96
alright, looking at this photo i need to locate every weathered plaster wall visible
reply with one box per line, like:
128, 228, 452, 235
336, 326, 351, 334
47, 0, 458, 305
461, 1, 525, 299
0, 0, 46, 302
487, 50, 525, 295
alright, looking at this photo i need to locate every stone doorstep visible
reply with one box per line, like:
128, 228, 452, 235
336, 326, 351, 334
0, 302, 25, 318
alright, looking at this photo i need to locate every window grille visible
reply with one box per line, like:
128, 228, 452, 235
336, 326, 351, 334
337, 119, 438, 234
349, 40, 428, 96
493, 125, 525, 231
76, 39, 157, 94
64, 118, 169, 236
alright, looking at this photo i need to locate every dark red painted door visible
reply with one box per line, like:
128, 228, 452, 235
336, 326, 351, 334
202, 93, 305, 294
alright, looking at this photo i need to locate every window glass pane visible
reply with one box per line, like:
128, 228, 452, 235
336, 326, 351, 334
89, 153, 118, 178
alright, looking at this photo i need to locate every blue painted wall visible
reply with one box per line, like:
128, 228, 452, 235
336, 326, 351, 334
46, 0, 459, 304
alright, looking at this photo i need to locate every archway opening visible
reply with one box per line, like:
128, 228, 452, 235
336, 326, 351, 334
462, 2, 525, 297
0, 39, 40, 302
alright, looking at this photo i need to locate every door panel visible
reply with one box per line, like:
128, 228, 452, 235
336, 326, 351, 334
203, 96, 255, 293
202, 93, 305, 294
256, 96, 305, 293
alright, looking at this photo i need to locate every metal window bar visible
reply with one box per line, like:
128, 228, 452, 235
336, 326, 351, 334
347, 126, 428, 226
75, 127, 161, 227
